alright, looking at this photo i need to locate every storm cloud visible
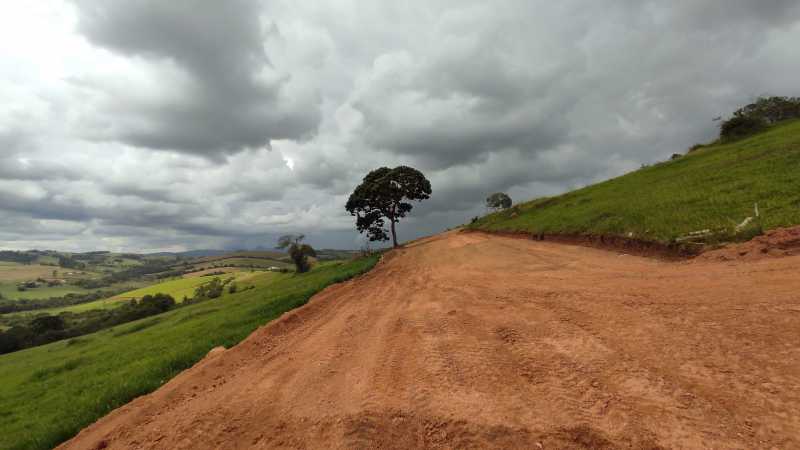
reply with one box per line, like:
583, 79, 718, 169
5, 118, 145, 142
1, 0, 799, 251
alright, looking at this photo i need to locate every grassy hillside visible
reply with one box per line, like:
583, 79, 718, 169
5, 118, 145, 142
0, 255, 379, 450
470, 119, 800, 245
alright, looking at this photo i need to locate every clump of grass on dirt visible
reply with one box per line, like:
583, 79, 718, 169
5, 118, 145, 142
469, 119, 800, 245
0, 255, 379, 450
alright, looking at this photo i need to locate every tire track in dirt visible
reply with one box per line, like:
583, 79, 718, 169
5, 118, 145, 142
59, 231, 800, 449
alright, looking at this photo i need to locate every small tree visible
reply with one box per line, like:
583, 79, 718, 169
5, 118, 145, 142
345, 166, 432, 248
719, 96, 800, 141
277, 234, 316, 273
720, 115, 767, 141
731, 96, 800, 125
486, 192, 512, 211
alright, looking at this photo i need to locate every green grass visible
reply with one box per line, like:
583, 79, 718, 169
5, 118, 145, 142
195, 257, 292, 269
2, 273, 264, 318
0, 255, 379, 450
110, 274, 248, 301
470, 119, 800, 244
0, 284, 92, 301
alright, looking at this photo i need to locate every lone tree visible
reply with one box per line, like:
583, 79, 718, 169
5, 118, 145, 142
486, 192, 512, 211
276, 234, 316, 273
345, 166, 432, 248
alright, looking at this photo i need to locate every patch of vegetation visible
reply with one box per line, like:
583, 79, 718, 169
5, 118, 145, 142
112, 317, 162, 337
719, 96, 800, 141
469, 119, 800, 245
29, 358, 88, 382
0, 294, 177, 354
277, 234, 316, 273
0, 254, 379, 450
112, 276, 231, 302
0, 286, 138, 314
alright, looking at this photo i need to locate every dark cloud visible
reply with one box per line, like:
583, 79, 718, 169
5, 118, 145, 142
69, 0, 321, 156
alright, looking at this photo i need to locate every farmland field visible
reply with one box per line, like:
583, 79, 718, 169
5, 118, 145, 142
183, 267, 243, 278
4, 271, 266, 318
111, 272, 259, 301
0, 284, 92, 301
194, 257, 292, 270
0, 263, 66, 282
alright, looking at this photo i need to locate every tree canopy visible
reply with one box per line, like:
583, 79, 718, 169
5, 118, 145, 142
720, 96, 800, 140
486, 192, 512, 211
345, 166, 432, 248
277, 234, 316, 273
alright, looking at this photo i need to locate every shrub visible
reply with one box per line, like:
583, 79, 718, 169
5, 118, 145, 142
720, 115, 767, 141
486, 192, 512, 211
138, 293, 176, 313
733, 96, 800, 125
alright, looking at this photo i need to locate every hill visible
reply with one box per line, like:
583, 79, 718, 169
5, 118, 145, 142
469, 119, 800, 250
54, 232, 800, 449
0, 255, 379, 450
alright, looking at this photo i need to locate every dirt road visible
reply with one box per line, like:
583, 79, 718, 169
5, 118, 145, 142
60, 231, 800, 449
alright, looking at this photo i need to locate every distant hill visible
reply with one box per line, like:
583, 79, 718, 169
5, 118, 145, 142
146, 249, 230, 258
470, 119, 800, 250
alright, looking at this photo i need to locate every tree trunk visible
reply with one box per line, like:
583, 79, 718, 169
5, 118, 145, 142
390, 216, 398, 248
389, 205, 398, 248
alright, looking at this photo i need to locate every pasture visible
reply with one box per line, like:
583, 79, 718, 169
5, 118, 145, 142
470, 119, 800, 244
0, 284, 91, 301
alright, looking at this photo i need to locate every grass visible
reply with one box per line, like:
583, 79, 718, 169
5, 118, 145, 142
110, 273, 250, 301
0, 255, 379, 450
0, 264, 64, 283
2, 272, 264, 318
195, 257, 293, 269
0, 283, 92, 301
470, 119, 800, 244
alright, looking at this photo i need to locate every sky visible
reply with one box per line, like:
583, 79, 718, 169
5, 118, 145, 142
1, 1, 799, 252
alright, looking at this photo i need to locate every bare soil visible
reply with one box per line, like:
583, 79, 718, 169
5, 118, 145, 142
699, 226, 800, 262
59, 231, 800, 449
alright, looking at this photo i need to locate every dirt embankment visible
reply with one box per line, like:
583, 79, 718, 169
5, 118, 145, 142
698, 226, 800, 261
60, 231, 800, 449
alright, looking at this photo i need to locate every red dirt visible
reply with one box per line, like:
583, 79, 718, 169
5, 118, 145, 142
699, 226, 800, 262
59, 231, 800, 449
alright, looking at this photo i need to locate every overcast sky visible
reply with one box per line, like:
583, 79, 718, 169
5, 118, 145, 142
1, 1, 799, 252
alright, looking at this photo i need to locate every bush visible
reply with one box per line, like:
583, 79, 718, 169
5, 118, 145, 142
719, 96, 800, 141
720, 115, 767, 141
486, 192, 512, 211
138, 293, 176, 313
733, 96, 800, 125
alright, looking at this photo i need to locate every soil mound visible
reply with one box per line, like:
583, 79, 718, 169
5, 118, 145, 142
698, 225, 800, 261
